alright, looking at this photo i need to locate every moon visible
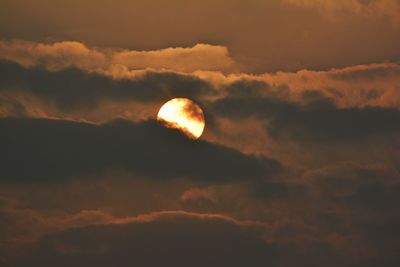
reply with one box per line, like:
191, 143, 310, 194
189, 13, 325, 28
157, 98, 205, 139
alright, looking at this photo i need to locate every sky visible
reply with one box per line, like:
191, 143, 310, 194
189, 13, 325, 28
0, 0, 400, 266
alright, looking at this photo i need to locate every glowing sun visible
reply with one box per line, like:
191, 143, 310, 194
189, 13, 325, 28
157, 98, 205, 139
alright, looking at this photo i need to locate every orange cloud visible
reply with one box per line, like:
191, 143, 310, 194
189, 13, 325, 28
112, 43, 237, 73
261, 62, 400, 108
0, 40, 107, 71
0, 40, 237, 73
1, 40, 399, 132
112, 210, 263, 227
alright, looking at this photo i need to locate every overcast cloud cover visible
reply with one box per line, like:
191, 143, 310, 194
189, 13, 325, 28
1, 0, 400, 266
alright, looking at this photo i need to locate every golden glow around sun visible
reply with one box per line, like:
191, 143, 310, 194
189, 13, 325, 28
157, 98, 205, 139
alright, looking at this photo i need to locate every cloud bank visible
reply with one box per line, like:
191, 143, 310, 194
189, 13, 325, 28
0, 36, 399, 267
0, 40, 237, 73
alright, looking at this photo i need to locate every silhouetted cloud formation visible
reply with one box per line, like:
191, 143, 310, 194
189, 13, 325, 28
0, 117, 280, 182
6, 213, 279, 267
7, 205, 400, 267
0, 61, 214, 111
212, 95, 400, 141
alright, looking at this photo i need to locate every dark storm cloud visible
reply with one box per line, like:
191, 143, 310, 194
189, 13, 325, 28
0, 60, 214, 111
5, 213, 282, 267
0, 117, 280, 182
211, 93, 400, 141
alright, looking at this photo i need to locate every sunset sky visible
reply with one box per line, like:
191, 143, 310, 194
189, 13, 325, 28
1, 0, 400, 266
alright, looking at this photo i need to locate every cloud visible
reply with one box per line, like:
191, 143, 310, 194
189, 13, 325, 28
0, 40, 237, 73
0, 40, 107, 71
1, 40, 400, 116
2, 56, 400, 155
0, 3, 399, 266
211, 91, 400, 142
0, 95, 27, 117
0, 196, 116, 264
4, 211, 278, 267
304, 164, 400, 262
1, 163, 399, 266
6, 203, 399, 267
1, 40, 400, 171
0, 117, 280, 182
0, 60, 215, 111
2, 57, 400, 121
112, 43, 237, 73
304, 163, 400, 212
2, 1, 400, 72
260, 62, 400, 109
327, 62, 400, 81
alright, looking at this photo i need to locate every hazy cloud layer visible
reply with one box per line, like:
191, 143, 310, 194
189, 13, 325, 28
285, 0, 400, 24
1, 0, 399, 72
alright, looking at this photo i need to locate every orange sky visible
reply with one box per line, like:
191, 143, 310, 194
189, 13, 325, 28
1, 1, 400, 266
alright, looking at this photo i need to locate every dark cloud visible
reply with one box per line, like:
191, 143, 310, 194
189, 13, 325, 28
6, 208, 398, 267
5, 213, 282, 267
258, 164, 400, 266
309, 164, 400, 212
0, 117, 280, 183
346, 181, 400, 214
182, 100, 205, 123
0, 96, 27, 117
211, 94, 400, 141
224, 79, 270, 98
308, 165, 400, 266
0, 60, 214, 111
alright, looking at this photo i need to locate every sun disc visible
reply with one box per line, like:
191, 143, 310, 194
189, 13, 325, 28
157, 98, 205, 139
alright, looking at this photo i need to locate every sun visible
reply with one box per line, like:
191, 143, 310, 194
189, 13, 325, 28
157, 98, 205, 139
